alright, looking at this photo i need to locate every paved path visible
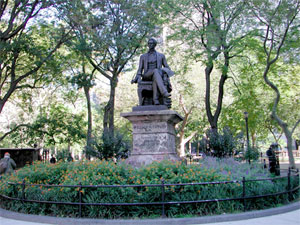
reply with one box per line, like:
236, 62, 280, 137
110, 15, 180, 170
194, 209, 300, 225
0, 202, 299, 225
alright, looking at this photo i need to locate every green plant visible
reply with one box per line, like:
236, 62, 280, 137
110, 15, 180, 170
56, 148, 71, 162
244, 146, 260, 162
206, 127, 243, 158
86, 131, 130, 160
0, 159, 297, 218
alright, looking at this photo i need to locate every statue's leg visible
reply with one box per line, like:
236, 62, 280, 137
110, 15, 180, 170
152, 80, 159, 105
138, 86, 143, 105
153, 69, 171, 97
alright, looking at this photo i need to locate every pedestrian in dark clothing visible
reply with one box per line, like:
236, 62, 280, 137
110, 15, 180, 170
266, 147, 276, 174
50, 155, 56, 164
67, 154, 73, 162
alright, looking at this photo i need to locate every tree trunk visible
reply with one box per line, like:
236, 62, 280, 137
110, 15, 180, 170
179, 139, 185, 158
251, 133, 256, 148
83, 85, 92, 159
282, 124, 296, 169
204, 51, 229, 132
179, 131, 197, 157
68, 142, 71, 154
205, 61, 215, 130
196, 140, 200, 156
0, 101, 5, 114
263, 63, 296, 168
178, 95, 195, 157
103, 77, 117, 135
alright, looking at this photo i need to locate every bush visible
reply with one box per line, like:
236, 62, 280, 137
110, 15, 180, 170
206, 127, 243, 158
200, 156, 268, 180
56, 148, 71, 162
85, 131, 130, 160
244, 146, 260, 162
0, 159, 297, 218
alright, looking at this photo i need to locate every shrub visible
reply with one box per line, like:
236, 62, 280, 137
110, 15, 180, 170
244, 146, 260, 162
206, 127, 243, 158
56, 148, 71, 162
85, 131, 130, 160
200, 156, 269, 180
0, 159, 297, 218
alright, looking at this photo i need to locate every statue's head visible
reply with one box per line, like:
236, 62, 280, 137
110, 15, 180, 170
148, 38, 157, 50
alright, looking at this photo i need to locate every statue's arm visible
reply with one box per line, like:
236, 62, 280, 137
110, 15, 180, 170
131, 55, 143, 84
162, 54, 171, 70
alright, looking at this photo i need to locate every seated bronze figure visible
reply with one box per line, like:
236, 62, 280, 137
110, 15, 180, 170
131, 38, 174, 108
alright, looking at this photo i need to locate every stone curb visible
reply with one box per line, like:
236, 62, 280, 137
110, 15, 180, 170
0, 201, 299, 225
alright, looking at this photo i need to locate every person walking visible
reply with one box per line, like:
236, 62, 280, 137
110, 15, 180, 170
0, 152, 16, 176
50, 155, 56, 164
266, 146, 276, 174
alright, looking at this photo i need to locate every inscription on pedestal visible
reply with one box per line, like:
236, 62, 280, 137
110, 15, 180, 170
121, 110, 183, 167
133, 133, 174, 154
133, 122, 168, 134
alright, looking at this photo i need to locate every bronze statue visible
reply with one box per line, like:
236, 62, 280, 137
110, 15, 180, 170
131, 38, 174, 107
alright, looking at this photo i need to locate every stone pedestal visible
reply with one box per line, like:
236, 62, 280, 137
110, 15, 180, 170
121, 108, 183, 167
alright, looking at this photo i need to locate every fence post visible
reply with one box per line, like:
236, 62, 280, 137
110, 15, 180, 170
78, 182, 82, 218
287, 167, 291, 201
242, 177, 246, 212
21, 179, 26, 204
161, 178, 166, 218
297, 169, 299, 187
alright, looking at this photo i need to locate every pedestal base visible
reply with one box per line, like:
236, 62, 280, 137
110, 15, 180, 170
121, 109, 183, 167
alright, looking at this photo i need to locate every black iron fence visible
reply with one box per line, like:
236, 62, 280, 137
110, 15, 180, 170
0, 168, 299, 218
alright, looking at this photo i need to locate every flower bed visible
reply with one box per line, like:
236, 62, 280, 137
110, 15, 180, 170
0, 158, 298, 218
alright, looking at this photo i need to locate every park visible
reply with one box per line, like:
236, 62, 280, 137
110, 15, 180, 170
0, 0, 299, 222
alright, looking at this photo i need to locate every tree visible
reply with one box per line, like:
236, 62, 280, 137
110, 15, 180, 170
61, 0, 159, 135
220, 34, 300, 151
66, 51, 96, 157
0, 0, 71, 115
172, 75, 206, 157
9, 103, 86, 148
219, 40, 274, 148
158, 0, 252, 132
248, 0, 300, 168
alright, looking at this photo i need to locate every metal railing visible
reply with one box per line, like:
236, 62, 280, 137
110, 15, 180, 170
0, 168, 299, 218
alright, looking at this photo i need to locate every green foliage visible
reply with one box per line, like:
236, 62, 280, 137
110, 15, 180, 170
85, 131, 130, 160
68, 72, 96, 90
56, 148, 71, 162
0, 159, 297, 218
244, 146, 260, 162
58, 0, 161, 134
201, 157, 266, 180
0, 0, 71, 115
221, 34, 300, 148
206, 127, 243, 158
8, 103, 86, 147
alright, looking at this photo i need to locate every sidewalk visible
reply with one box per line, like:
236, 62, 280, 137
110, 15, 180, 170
195, 209, 300, 225
0, 202, 299, 225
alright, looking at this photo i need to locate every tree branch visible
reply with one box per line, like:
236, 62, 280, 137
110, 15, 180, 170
291, 119, 300, 135
0, 123, 51, 142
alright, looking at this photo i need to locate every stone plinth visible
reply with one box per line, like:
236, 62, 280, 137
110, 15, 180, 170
121, 108, 183, 167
